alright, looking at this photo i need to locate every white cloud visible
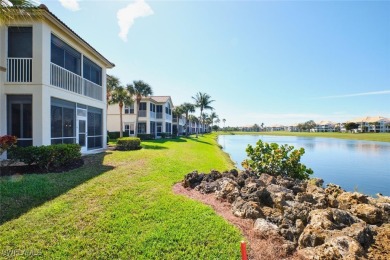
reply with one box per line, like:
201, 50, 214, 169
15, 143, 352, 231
58, 0, 80, 12
117, 0, 154, 42
315, 90, 390, 99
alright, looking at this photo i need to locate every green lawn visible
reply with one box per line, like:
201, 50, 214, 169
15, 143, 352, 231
0, 135, 242, 259
221, 131, 390, 142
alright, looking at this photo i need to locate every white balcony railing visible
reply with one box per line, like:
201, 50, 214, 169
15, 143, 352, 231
50, 63, 102, 101
7, 58, 32, 82
139, 110, 147, 117
156, 112, 163, 119
166, 114, 172, 121
150, 111, 156, 119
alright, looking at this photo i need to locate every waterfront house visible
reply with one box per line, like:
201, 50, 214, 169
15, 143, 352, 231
172, 111, 186, 136
0, 5, 114, 158
349, 116, 390, 133
266, 124, 285, 132
312, 120, 336, 132
107, 96, 174, 137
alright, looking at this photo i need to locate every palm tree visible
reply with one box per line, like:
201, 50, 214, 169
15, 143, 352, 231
209, 111, 218, 129
127, 80, 153, 136
0, 0, 42, 25
181, 102, 195, 136
192, 92, 215, 138
188, 114, 199, 135
172, 105, 185, 135
106, 75, 120, 109
222, 118, 226, 129
110, 86, 133, 138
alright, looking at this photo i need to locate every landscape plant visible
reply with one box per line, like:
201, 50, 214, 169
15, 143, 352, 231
0, 135, 17, 156
116, 137, 141, 151
242, 139, 313, 180
9, 144, 81, 172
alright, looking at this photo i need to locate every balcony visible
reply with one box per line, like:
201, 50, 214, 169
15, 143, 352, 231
156, 112, 163, 119
7, 58, 32, 82
50, 63, 102, 101
150, 111, 155, 119
138, 110, 147, 117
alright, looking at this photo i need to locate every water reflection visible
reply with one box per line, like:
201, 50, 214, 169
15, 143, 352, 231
218, 135, 390, 196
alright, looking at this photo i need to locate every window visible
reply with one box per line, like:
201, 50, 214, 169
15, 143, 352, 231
7, 95, 33, 147
51, 98, 76, 144
83, 57, 102, 86
138, 123, 146, 134
150, 122, 156, 135
124, 104, 134, 114
124, 123, 135, 135
87, 107, 103, 150
166, 123, 171, 134
150, 103, 156, 112
157, 123, 162, 136
156, 105, 163, 119
8, 27, 32, 58
51, 34, 81, 75
139, 102, 147, 110
166, 103, 172, 115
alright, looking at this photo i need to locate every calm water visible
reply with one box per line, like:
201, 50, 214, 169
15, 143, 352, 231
218, 135, 390, 196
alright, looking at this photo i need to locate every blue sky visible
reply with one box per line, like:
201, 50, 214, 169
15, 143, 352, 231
39, 0, 390, 126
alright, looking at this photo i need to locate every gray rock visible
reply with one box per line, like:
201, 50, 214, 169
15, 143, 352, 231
232, 197, 264, 219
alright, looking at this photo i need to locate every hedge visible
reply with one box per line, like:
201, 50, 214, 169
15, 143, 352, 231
116, 137, 141, 151
107, 131, 130, 140
8, 144, 82, 172
137, 134, 155, 140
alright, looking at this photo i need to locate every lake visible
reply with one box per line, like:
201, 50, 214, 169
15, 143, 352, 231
218, 135, 390, 196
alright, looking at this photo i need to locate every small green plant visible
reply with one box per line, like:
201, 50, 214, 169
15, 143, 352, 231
116, 137, 141, 151
242, 140, 313, 180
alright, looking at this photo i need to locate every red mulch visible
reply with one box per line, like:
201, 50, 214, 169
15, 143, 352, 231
173, 183, 301, 260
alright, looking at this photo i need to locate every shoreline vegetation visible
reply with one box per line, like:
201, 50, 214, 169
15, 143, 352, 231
219, 131, 390, 143
0, 133, 388, 258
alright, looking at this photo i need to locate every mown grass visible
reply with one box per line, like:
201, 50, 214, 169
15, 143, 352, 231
221, 131, 390, 142
0, 134, 242, 259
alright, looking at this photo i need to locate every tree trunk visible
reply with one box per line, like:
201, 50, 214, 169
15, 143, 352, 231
119, 102, 123, 138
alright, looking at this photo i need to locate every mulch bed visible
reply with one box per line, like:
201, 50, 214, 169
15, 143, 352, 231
173, 183, 300, 260
0, 159, 84, 176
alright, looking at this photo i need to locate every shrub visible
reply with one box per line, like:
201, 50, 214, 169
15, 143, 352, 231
116, 137, 141, 151
107, 131, 130, 140
137, 134, 154, 140
160, 133, 172, 139
8, 144, 81, 172
241, 140, 313, 180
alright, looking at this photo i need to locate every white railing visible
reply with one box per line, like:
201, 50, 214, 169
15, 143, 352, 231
50, 63, 102, 101
166, 114, 172, 121
7, 58, 32, 82
156, 112, 163, 119
139, 110, 147, 117
84, 78, 102, 101
150, 111, 156, 119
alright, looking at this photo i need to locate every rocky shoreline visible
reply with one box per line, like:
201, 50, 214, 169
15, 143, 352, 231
182, 169, 390, 259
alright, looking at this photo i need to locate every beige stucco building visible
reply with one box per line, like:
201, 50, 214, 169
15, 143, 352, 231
0, 5, 114, 157
107, 96, 174, 137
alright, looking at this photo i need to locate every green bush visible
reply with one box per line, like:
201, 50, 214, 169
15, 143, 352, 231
107, 131, 130, 140
137, 134, 154, 140
160, 133, 172, 139
241, 140, 313, 180
116, 137, 141, 151
9, 144, 81, 172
